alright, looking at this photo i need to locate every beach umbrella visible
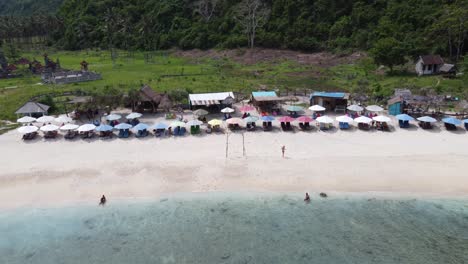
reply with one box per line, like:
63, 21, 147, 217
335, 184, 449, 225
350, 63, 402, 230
442, 117, 461, 126
278, 116, 295, 122
336, 115, 354, 123
193, 109, 209, 116
286, 105, 303, 112
309, 105, 326, 111
95, 124, 114, 132
40, 124, 59, 132
55, 115, 72, 123
297, 116, 313, 123
244, 116, 259, 123
366, 105, 384, 112
186, 120, 203, 127
239, 105, 255, 112
226, 118, 243, 125
106, 114, 122, 121
208, 119, 223, 126
261, 116, 275, 122
114, 123, 133, 130
126, 112, 142, 119
153, 122, 168, 130
347, 105, 363, 112
17, 116, 36, 123
373, 115, 391, 122
221, 107, 235, 113
36, 115, 55, 123
354, 116, 372, 124
60, 124, 79, 131
416, 116, 437, 123
316, 116, 334, 124
396, 114, 415, 121
18, 126, 38, 134
77, 124, 96, 132
170, 121, 186, 127
133, 123, 149, 131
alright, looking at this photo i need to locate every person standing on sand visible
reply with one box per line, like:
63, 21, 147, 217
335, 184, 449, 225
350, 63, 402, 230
281, 145, 286, 158
99, 195, 107, 206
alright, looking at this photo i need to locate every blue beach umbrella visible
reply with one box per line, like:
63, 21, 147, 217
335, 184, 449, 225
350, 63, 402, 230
261, 116, 275, 122
244, 116, 259, 123
153, 122, 168, 130
442, 117, 462, 126
396, 114, 415, 121
133, 123, 149, 131
114, 123, 133, 130
96, 124, 113, 132
463, 119, 468, 124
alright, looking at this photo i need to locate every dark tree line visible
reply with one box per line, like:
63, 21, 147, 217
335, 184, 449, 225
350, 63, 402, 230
0, 15, 62, 45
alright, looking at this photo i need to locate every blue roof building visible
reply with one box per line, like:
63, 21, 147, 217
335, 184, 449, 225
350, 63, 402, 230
310, 91, 349, 112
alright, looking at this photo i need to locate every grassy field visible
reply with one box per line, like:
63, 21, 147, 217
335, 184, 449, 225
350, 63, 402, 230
0, 49, 465, 121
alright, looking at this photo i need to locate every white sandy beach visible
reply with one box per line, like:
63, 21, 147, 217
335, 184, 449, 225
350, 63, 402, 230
1, 113, 468, 209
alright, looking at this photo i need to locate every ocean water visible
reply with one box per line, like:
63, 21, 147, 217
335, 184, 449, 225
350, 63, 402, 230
1, 193, 468, 264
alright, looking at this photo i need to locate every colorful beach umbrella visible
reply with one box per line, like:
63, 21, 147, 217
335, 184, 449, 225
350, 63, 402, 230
60, 124, 79, 131
133, 123, 149, 131
366, 105, 384, 112
244, 116, 259, 123
106, 114, 122, 121
373, 115, 391, 122
286, 105, 303, 112
336, 115, 354, 123
17, 116, 36, 123
309, 105, 326, 112
55, 115, 72, 123
95, 124, 113, 132
297, 116, 313, 123
126, 112, 142, 119
186, 120, 203, 127
221, 107, 235, 113
417, 116, 437, 123
239, 105, 255, 112
261, 116, 275, 122
278, 116, 295, 122
442, 117, 461, 126
396, 114, 414, 121
77, 124, 96, 132
40, 124, 59, 132
354, 116, 372, 124
208, 119, 223, 126
193, 109, 209, 116
226, 118, 243, 125
316, 116, 334, 124
347, 105, 363, 112
36, 115, 55, 123
153, 122, 168, 130
18, 126, 38, 134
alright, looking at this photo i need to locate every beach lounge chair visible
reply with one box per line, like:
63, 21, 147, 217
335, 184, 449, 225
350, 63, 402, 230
118, 129, 125, 138
465, 123, 468, 130
358, 123, 370, 130
399, 120, 410, 128
418, 121, 432, 129
286, 122, 292, 131
444, 123, 457, 131
299, 123, 305, 130
339, 122, 349, 129
190, 125, 200, 134
281, 122, 286, 131
180, 127, 186, 135
319, 123, 330, 130
65, 131, 77, 140
382, 122, 390, 131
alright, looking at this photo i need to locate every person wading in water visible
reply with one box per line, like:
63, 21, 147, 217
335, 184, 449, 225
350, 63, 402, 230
99, 195, 107, 206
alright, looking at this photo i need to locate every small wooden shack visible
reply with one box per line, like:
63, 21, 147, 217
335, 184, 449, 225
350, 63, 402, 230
251, 91, 282, 111
15, 101, 50, 117
309, 92, 348, 112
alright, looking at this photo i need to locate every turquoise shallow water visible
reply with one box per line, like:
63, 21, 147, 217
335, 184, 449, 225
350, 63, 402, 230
1, 193, 468, 264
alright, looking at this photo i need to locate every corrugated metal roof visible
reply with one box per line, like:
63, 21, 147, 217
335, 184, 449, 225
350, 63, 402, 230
15, 101, 50, 114
420, 55, 444, 65
252, 91, 277, 98
310, 92, 346, 99
189, 92, 234, 106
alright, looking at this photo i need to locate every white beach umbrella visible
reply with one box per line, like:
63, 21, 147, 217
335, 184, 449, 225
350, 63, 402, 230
186, 120, 203, 126
126, 112, 142, 119
417, 116, 437, 123
226, 118, 244, 125
60, 124, 79, 131
372, 115, 391, 122
18, 126, 38, 134
77, 124, 96, 132
55, 115, 72, 123
40, 124, 60, 132
309, 105, 326, 112
336, 115, 354, 123
36, 115, 55, 123
17, 116, 36, 123
354, 116, 372, 124
347, 105, 363, 112
316, 116, 334, 124
106, 114, 122, 121
366, 105, 384, 112
221, 107, 235, 113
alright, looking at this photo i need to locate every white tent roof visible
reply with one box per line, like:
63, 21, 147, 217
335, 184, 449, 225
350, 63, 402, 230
189, 92, 235, 106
